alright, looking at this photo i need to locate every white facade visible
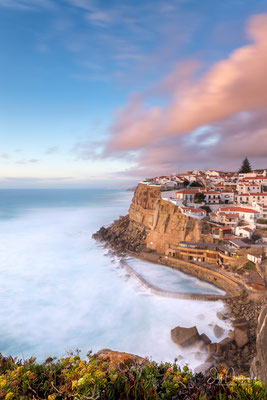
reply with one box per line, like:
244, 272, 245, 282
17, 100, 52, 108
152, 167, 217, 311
235, 226, 254, 239
203, 191, 221, 204
235, 193, 267, 206
220, 206, 260, 224
220, 191, 235, 204
247, 253, 262, 264
179, 206, 206, 220
237, 183, 261, 194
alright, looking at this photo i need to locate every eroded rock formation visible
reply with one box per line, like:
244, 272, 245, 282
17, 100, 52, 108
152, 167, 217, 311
93, 183, 212, 254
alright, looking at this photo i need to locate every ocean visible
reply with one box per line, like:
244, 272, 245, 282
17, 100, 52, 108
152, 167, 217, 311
0, 189, 231, 369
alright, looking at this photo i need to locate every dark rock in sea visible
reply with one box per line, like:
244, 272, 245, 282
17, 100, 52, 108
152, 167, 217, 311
199, 333, 211, 345
171, 326, 200, 348
218, 337, 233, 352
214, 324, 224, 339
217, 311, 227, 320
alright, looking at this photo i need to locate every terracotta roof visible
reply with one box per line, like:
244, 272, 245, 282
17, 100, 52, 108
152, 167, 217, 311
188, 208, 206, 213
242, 227, 253, 232
220, 206, 260, 214
238, 193, 267, 197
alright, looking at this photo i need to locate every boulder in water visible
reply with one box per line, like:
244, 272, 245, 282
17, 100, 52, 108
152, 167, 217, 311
171, 326, 200, 347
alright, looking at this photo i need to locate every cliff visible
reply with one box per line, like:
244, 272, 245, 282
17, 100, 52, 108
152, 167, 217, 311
251, 302, 267, 382
93, 183, 211, 254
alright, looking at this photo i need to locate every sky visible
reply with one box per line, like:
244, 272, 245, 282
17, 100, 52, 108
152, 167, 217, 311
1, 0, 267, 188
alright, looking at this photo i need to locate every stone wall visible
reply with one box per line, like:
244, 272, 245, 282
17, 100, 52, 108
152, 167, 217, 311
138, 251, 243, 297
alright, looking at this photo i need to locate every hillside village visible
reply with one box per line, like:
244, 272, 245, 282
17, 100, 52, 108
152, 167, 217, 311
139, 163, 267, 292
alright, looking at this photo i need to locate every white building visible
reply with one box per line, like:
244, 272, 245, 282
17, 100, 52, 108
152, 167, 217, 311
203, 190, 221, 204
220, 190, 235, 204
176, 189, 202, 203
235, 193, 267, 206
237, 182, 261, 194
235, 226, 254, 239
179, 206, 207, 220
220, 206, 260, 224
210, 211, 239, 227
252, 202, 267, 218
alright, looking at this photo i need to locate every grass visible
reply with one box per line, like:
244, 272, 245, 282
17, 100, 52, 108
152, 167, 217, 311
243, 261, 257, 271
0, 352, 266, 399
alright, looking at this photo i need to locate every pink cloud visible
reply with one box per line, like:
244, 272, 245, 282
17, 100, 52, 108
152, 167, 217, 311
107, 13, 267, 153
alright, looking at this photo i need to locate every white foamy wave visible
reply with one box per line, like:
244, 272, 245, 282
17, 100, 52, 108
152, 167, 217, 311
0, 194, 231, 369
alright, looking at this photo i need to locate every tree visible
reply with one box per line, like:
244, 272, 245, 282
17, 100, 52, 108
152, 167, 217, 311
239, 157, 252, 173
190, 181, 204, 187
183, 179, 190, 187
194, 192, 205, 203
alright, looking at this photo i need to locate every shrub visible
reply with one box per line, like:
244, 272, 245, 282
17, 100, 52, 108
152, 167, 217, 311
0, 354, 266, 399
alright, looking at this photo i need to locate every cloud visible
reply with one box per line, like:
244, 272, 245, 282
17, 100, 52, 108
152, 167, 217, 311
65, 0, 94, 12
86, 11, 113, 26
16, 159, 40, 164
107, 13, 267, 160
0, 153, 9, 159
70, 139, 104, 160
45, 146, 59, 154
0, 0, 54, 10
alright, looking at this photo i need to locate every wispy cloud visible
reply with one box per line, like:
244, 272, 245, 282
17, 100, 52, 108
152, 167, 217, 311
45, 146, 59, 154
86, 10, 113, 26
16, 159, 40, 164
0, 153, 9, 159
0, 0, 55, 10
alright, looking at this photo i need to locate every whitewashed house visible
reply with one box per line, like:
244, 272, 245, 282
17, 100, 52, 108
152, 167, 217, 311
220, 206, 260, 224
235, 226, 254, 239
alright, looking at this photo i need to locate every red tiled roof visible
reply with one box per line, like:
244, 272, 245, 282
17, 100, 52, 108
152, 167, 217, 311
220, 206, 260, 214
203, 191, 221, 195
238, 193, 267, 197
188, 208, 205, 213
242, 227, 253, 232
212, 226, 232, 231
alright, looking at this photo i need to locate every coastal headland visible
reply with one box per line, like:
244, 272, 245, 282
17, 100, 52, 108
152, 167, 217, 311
93, 183, 267, 379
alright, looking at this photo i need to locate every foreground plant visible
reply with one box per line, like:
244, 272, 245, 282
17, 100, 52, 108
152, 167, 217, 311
0, 352, 266, 399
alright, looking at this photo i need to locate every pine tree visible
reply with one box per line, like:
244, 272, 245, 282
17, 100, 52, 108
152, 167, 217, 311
239, 157, 252, 173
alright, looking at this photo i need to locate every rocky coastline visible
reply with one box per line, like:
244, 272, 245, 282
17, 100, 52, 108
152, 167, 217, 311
92, 183, 266, 380
93, 219, 265, 377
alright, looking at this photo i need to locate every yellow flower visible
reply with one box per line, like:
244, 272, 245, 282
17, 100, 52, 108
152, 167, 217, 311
72, 380, 78, 390
48, 395, 56, 400
5, 393, 14, 400
16, 366, 23, 374
0, 379, 7, 389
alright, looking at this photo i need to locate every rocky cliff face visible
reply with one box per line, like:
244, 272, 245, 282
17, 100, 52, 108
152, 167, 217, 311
93, 183, 211, 254
129, 183, 211, 254
250, 302, 267, 382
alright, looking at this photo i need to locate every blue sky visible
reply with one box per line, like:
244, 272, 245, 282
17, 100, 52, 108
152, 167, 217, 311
1, 0, 267, 188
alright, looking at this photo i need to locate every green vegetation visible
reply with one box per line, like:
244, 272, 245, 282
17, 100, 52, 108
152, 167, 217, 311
251, 233, 262, 242
0, 353, 266, 399
194, 193, 205, 203
243, 261, 257, 271
239, 157, 252, 173
190, 181, 204, 187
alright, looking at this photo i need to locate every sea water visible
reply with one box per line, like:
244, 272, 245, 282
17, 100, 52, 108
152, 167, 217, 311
0, 189, 231, 369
